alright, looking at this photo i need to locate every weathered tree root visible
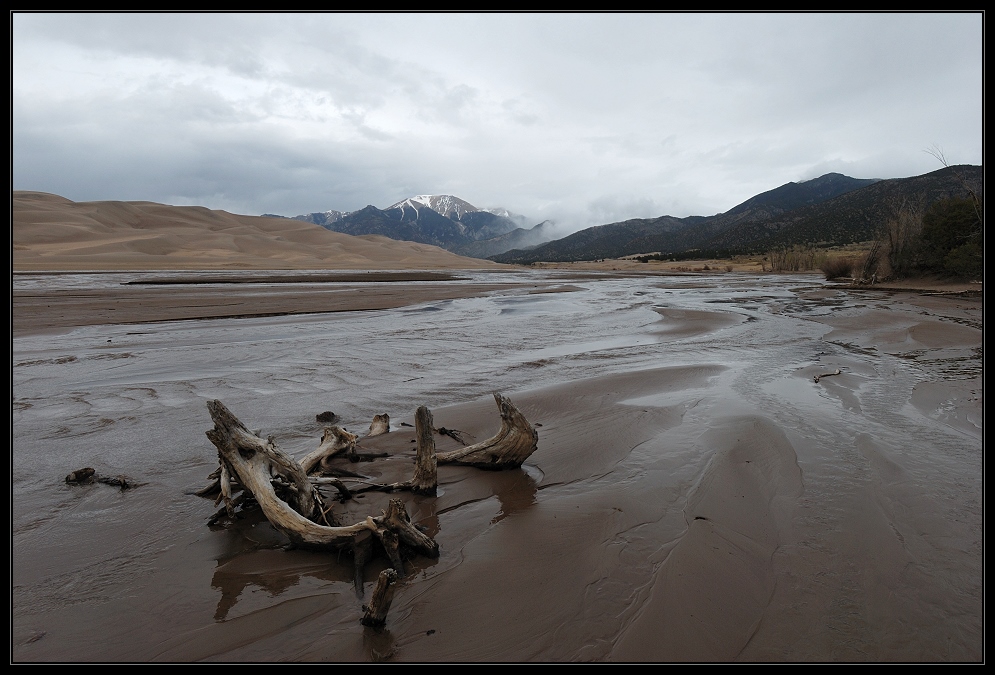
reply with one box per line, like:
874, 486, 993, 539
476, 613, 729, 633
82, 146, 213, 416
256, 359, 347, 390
301, 424, 389, 468
367, 414, 390, 437
381, 406, 438, 495
379, 498, 439, 560
207, 493, 254, 526
204, 401, 440, 558
814, 368, 842, 383
300, 426, 358, 474
436, 393, 538, 469
362, 569, 399, 627
206, 400, 370, 548
437, 427, 470, 445
201, 392, 539, 624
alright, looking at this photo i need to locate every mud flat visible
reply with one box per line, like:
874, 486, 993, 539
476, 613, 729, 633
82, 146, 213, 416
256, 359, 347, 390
11, 270, 513, 337
11, 271, 982, 661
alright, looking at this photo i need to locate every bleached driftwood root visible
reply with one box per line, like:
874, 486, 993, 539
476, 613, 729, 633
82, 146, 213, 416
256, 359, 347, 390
436, 393, 538, 469
380, 498, 438, 556
205, 400, 437, 557
206, 400, 366, 547
300, 426, 358, 474
367, 413, 390, 437
380, 406, 438, 495
814, 368, 842, 383
349, 395, 535, 493
201, 391, 538, 624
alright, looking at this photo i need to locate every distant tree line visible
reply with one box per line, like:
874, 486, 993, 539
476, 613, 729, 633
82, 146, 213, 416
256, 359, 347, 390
632, 191, 982, 283
882, 148, 985, 280
635, 248, 736, 263
819, 196, 983, 282
875, 196, 982, 280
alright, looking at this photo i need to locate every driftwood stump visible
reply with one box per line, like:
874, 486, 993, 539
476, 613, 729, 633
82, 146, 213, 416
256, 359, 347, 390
436, 393, 538, 469
362, 569, 399, 627
411, 406, 438, 494
367, 414, 390, 437
201, 391, 539, 625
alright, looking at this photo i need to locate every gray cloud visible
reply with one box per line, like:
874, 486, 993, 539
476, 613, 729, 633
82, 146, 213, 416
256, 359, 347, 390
13, 12, 982, 228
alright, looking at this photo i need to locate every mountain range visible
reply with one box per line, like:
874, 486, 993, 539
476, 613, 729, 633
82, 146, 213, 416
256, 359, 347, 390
270, 164, 981, 264
268, 196, 551, 258
492, 165, 982, 263
15, 164, 981, 273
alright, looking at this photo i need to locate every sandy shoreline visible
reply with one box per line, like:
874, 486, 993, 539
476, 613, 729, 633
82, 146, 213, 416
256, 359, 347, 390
12, 276, 513, 338
11, 270, 983, 661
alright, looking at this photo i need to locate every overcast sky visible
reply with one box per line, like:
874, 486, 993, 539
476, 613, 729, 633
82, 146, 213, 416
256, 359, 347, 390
12, 12, 983, 232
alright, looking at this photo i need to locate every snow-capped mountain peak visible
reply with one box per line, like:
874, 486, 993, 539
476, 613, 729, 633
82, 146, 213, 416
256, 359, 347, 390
387, 195, 479, 220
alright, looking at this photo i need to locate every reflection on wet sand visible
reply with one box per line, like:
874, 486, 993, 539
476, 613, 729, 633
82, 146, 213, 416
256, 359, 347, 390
212, 548, 352, 621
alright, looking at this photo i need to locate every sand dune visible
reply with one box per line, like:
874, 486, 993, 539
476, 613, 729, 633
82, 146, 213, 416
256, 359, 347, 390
12, 191, 501, 271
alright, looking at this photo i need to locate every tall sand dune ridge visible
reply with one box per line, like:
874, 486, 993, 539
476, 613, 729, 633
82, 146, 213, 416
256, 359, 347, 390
12, 191, 501, 271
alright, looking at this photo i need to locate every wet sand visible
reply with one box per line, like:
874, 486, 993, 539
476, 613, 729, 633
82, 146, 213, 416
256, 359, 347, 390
12, 271, 513, 338
11, 271, 983, 662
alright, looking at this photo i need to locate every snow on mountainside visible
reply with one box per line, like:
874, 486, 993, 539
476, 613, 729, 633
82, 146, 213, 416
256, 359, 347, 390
387, 195, 478, 221
278, 194, 529, 258
288, 209, 348, 227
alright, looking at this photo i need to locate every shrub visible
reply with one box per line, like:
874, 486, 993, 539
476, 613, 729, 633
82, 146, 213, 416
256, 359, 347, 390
942, 240, 982, 279
768, 245, 817, 272
881, 196, 926, 278
820, 257, 855, 280
919, 197, 982, 278
874, 196, 982, 280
